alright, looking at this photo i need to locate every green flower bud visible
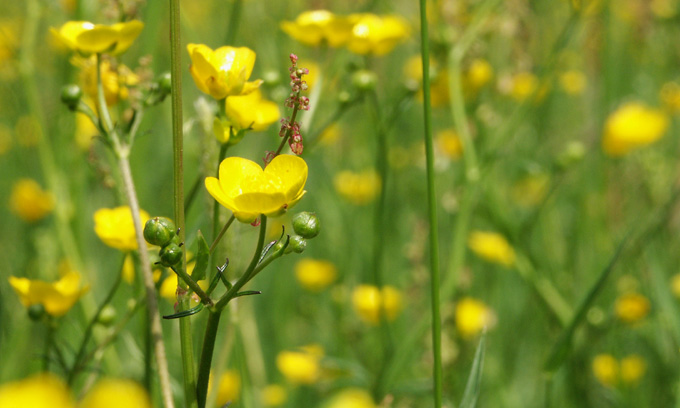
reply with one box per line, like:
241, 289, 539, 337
263, 69, 281, 86
556, 141, 586, 169
285, 235, 307, 254
28, 304, 45, 321
158, 72, 172, 95
61, 84, 82, 111
160, 243, 183, 267
338, 90, 352, 104
143, 217, 176, 247
351, 70, 377, 92
97, 305, 117, 326
292, 212, 319, 239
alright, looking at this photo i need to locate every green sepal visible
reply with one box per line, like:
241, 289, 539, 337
162, 303, 204, 319
192, 230, 210, 281
235, 290, 262, 298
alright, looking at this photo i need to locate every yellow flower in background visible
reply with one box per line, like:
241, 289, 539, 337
318, 123, 341, 146
660, 81, 680, 113
187, 44, 263, 100
74, 56, 139, 106
298, 60, 320, 91
94, 206, 150, 251
9, 271, 88, 317
559, 70, 586, 96
51, 20, 144, 55
324, 388, 377, 408
280, 10, 353, 47
468, 231, 516, 267
75, 109, 99, 150
0, 373, 74, 408
436, 129, 463, 160
455, 297, 495, 339
159, 269, 207, 304
334, 169, 381, 205
262, 384, 287, 407
671, 273, 680, 298
213, 370, 241, 407
464, 58, 493, 96
352, 285, 403, 325
345, 14, 410, 55
602, 102, 669, 156
403, 55, 449, 107
79, 379, 151, 408
294, 258, 338, 292
205, 155, 308, 223
593, 354, 619, 387
615, 292, 650, 323
9, 178, 54, 222
510, 71, 539, 101
276, 346, 323, 385
122, 254, 162, 285
224, 89, 280, 132
620, 354, 646, 385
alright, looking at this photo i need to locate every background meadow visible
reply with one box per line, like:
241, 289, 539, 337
1, 0, 680, 407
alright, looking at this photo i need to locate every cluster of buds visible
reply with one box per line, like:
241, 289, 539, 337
277, 53, 310, 157
279, 119, 303, 155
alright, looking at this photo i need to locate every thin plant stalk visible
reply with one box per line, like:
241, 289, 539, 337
169, 0, 197, 406
418, 0, 443, 406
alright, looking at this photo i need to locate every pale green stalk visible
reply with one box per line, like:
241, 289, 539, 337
418, 0, 443, 406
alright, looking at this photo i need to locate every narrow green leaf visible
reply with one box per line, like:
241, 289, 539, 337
459, 333, 486, 408
234, 290, 261, 298
192, 230, 210, 281
163, 303, 204, 319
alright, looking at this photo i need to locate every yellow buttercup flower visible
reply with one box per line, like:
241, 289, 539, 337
9, 178, 54, 222
51, 20, 144, 55
0, 373, 74, 408
325, 388, 377, 408
455, 297, 495, 339
620, 354, 646, 385
9, 271, 88, 317
224, 89, 280, 132
510, 71, 539, 101
276, 346, 323, 385
468, 231, 516, 267
615, 292, 650, 323
294, 258, 337, 292
93, 206, 150, 251
334, 169, 381, 205
346, 14, 410, 56
602, 102, 669, 156
280, 10, 353, 47
464, 58, 493, 96
205, 155, 308, 223
74, 56, 139, 106
352, 285, 403, 325
592, 354, 619, 387
403, 55, 449, 107
187, 44, 263, 100
262, 384, 287, 407
436, 129, 463, 160
213, 370, 241, 407
79, 379, 151, 408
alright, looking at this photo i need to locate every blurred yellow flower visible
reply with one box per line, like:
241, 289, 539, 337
403, 55, 449, 107
559, 70, 586, 96
51, 20, 144, 55
94, 206, 150, 251
9, 271, 88, 317
74, 56, 139, 106
602, 102, 669, 156
318, 123, 341, 146
464, 58, 493, 95
671, 273, 680, 298
345, 14, 410, 56
9, 178, 54, 222
262, 384, 287, 406
79, 379, 151, 408
224, 89, 280, 132
0, 373, 74, 408
122, 254, 162, 285
651, 0, 677, 18
352, 285, 403, 325
214, 370, 241, 407
276, 346, 323, 385
298, 60, 320, 91
294, 258, 338, 292
660, 81, 680, 113
205, 155, 308, 223
510, 71, 539, 101
334, 169, 381, 205
75, 110, 99, 150
620, 354, 646, 385
159, 270, 206, 304
324, 388, 377, 408
187, 44, 263, 100
615, 292, 650, 323
468, 231, 516, 267
455, 297, 495, 339
592, 354, 618, 387
281, 10, 353, 47
436, 129, 463, 160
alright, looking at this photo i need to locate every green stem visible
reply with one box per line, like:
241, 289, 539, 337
224, 0, 243, 45
172, 266, 214, 306
210, 215, 236, 254
43, 318, 55, 372
419, 0, 443, 406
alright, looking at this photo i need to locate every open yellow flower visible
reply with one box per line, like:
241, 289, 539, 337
80, 379, 151, 408
333, 169, 381, 205
602, 102, 669, 156
9, 178, 54, 222
51, 20, 144, 55
187, 44, 263, 99
276, 345, 323, 385
345, 14, 410, 55
94, 206, 150, 251
468, 231, 516, 267
224, 89, 281, 132
0, 373, 74, 408
205, 155, 308, 223
9, 271, 88, 317
294, 258, 337, 292
74, 56, 139, 106
280, 10, 354, 47
351, 285, 403, 325
455, 297, 496, 339
593, 354, 619, 387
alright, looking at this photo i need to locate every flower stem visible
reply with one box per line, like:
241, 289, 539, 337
418, 0, 443, 406
210, 215, 236, 254
275, 99, 301, 156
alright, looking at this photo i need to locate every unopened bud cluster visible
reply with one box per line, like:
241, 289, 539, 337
278, 53, 311, 157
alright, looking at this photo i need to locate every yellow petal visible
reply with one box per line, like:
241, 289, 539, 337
205, 176, 237, 213
111, 20, 144, 55
234, 191, 287, 215
218, 157, 265, 198
264, 155, 308, 203
73, 25, 119, 54
8, 276, 32, 307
